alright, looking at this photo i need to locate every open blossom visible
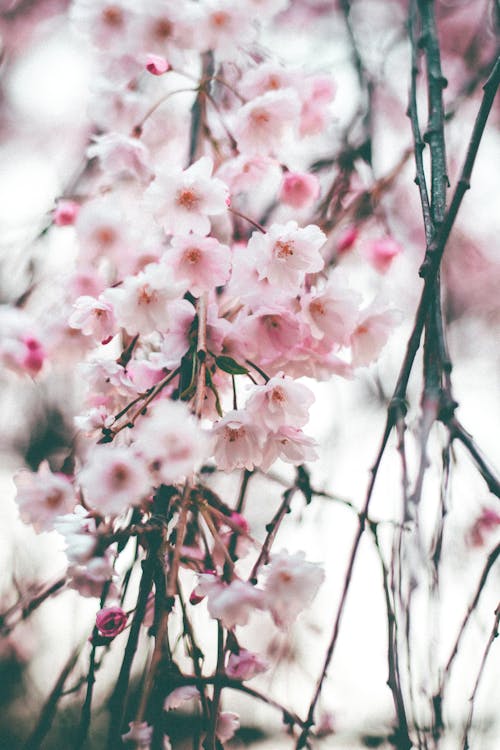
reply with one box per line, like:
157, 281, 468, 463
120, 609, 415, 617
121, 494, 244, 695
235, 305, 303, 368
216, 155, 281, 195
134, 400, 211, 484
87, 133, 152, 183
164, 685, 199, 710
96, 605, 128, 638
78, 445, 151, 516
203, 578, 265, 629
261, 550, 325, 628
248, 221, 326, 290
145, 156, 228, 236
0, 306, 46, 377
68, 554, 118, 599
168, 234, 231, 295
103, 263, 186, 336
199, 0, 256, 55
54, 506, 98, 563
279, 171, 320, 209
69, 295, 117, 343
246, 374, 315, 430
216, 711, 240, 743
233, 89, 301, 156
13, 462, 75, 533
301, 275, 361, 345
350, 307, 400, 367
226, 649, 269, 680
261, 426, 318, 471
212, 410, 264, 472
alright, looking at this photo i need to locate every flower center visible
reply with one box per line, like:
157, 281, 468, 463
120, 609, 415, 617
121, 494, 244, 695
138, 285, 156, 305
153, 18, 173, 39
310, 299, 325, 316
226, 426, 246, 443
102, 6, 124, 27
95, 227, 116, 246
45, 489, 64, 508
271, 387, 285, 403
274, 240, 294, 259
211, 11, 229, 27
177, 189, 199, 210
111, 464, 129, 488
184, 247, 202, 264
251, 110, 271, 126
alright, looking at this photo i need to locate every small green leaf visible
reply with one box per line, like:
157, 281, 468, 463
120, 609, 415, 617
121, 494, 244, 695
215, 356, 249, 375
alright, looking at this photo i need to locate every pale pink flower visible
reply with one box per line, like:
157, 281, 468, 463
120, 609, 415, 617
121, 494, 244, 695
217, 155, 281, 194
78, 445, 151, 516
212, 410, 264, 472
279, 171, 320, 209
365, 237, 402, 273
226, 649, 269, 680
75, 197, 128, 263
233, 89, 300, 156
164, 685, 199, 710
261, 550, 325, 628
69, 295, 117, 343
68, 554, 117, 598
13, 462, 75, 533
103, 263, 186, 336
239, 62, 295, 99
0, 306, 46, 377
246, 0, 289, 17
54, 507, 98, 563
74, 405, 114, 437
236, 305, 303, 367
53, 199, 80, 226
301, 275, 361, 345
350, 307, 400, 367
96, 605, 128, 638
134, 400, 211, 484
145, 53, 170, 75
246, 374, 314, 430
199, 0, 256, 55
168, 235, 231, 295
122, 721, 153, 748
248, 221, 325, 290
216, 711, 240, 742
145, 156, 228, 236
86, 133, 152, 183
70, 0, 135, 51
261, 427, 318, 471
299, 74, 335, 136
204, 578, 265, 629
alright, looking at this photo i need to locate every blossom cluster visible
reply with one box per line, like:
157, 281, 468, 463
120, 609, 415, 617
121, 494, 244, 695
4, 1, 404, 747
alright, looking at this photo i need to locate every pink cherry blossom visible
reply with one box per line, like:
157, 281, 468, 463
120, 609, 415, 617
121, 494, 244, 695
261, 550, 325, 628
13, 461, 75, 533
103, 263, 186, 336
86, 133, 152, 183
248, 221, 326, 290
233, 89, 301, 156
134, 400, 211, 484
54, 507, 99, 563
300, 274, 361, 345
122, 721, 153, 748
216, 711, 240, 742
69, 295, 117, 343
246, 373, 315, 430
145, 156, 229, 236
199, 1, 256, 56
239, 62, 295, 99
350, 307, 400, 368
164, 685, 199, 710
203, 578, 265, 629
226, 649, 269, 680
96, 605, 128, 638
279, 171, 320, 209
261, 426, 318, 471
212, 410, 264, 472
168, 234, 231, 295
216, 155, 281, 195
68, 554, 118, 599
78, 445, 151, 516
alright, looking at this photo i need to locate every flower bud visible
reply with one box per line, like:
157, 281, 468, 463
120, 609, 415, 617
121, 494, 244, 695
95, 605, 127, 638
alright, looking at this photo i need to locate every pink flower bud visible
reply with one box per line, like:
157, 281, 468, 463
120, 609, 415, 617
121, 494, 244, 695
226, 648, 269, 680
337, 226, 358, 254
53, 200, 80, 226
145, 54, 170, 76
230, 512, 249, 534
21, 336, 45, 375
279, 171, 320, 209
95, 605, 127, 638
365, 237, 402, 273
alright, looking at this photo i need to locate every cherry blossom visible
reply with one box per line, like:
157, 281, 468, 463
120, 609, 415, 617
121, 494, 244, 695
247, 220, 326, 290
167, 234, 231, 295
78, 445, 151, 516
212, 410, 264, 472
53, 199, 80, 226
350, 306, 400, 368
69, 295, 117, 343
13, 462, 75, 533
226, 648, 269, 680
279, 171, 321, 209
145, 156, 229, 236
261, 550, 325, 628
233, 89, 301, 156
95, 605, 128, 638
164, 685, 199, 710
203, 578, 265, 629
246, 373, 315, 430
86, 132, 152, 183
122, 721, 153, 748
216, 711, 240, 743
